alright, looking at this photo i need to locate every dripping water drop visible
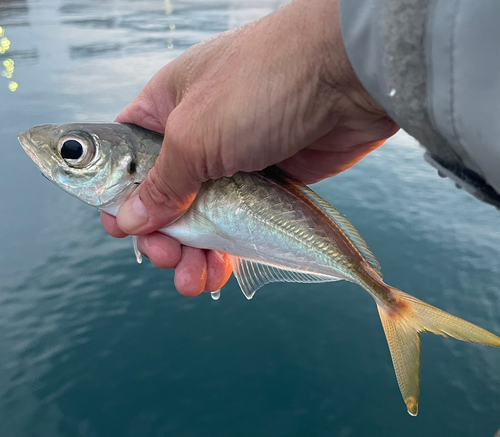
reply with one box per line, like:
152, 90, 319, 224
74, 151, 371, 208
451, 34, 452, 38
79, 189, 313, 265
133, 236, 143, 264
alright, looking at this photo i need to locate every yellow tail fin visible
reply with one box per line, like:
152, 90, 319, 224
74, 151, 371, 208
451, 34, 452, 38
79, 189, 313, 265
377, 287, 500, 416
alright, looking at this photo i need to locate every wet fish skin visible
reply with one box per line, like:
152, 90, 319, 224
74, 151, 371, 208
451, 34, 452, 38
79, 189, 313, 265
18, 123, 162, 208
167, 169, 372, 280
18, 122, 500, 416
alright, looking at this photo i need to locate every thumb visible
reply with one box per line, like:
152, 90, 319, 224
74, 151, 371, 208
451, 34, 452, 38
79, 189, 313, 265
116, 129, 203, 235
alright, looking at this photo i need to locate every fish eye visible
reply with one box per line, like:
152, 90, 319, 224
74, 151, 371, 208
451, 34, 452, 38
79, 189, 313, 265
61, 140, 83, 160
58, 132, 95, 168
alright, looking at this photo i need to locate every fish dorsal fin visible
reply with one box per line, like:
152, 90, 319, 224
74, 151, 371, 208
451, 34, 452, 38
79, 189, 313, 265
307, 191, 382, 277
304, 190, 382, 277
228, 255, 341, 300
274, 171, 382, 278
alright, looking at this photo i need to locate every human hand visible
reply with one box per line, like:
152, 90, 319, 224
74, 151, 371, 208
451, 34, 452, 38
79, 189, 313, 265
101, 0, 399, 297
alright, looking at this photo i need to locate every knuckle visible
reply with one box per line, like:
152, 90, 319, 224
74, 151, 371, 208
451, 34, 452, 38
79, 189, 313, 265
164, 104, 240, 184
150, 252, 177, 270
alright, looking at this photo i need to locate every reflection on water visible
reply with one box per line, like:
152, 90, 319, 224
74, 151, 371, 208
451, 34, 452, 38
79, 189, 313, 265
0, 0, 28, 26
2, 57, 14, 77
69, 43, 121, 59
59, 0, 286, 60
0, 0, 30, 92
1, 0, 500, 436
0, 26, 16, 91
0, 34, 10, 53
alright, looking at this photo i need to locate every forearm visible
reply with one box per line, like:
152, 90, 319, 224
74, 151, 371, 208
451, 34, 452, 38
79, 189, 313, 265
340, 0, 500, 207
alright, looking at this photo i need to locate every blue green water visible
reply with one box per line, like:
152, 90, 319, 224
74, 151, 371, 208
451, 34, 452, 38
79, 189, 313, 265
1, 0, 500, 436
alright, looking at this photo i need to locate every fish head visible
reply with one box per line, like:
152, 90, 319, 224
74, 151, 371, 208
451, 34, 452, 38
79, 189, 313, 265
18, 123, 161, 208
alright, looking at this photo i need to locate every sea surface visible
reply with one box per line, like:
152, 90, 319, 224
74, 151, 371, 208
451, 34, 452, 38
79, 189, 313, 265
1, 0, 500, 436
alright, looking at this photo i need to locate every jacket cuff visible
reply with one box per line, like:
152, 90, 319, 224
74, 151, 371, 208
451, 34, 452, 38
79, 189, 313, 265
340, 0, 500, 208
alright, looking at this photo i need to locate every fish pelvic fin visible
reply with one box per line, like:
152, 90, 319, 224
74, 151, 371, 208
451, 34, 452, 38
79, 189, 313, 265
376, 287, 500, 417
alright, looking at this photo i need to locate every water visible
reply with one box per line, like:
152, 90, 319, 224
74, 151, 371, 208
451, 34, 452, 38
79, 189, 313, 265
1, 0, 500, 436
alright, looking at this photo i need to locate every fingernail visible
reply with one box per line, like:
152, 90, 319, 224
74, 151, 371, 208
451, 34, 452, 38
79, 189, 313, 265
117, 195, 149, 232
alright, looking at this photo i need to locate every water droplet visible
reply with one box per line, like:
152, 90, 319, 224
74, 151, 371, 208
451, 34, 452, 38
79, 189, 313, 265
211, 290, 221, 300
389, 88, 396, 97
169, 24, 176, 31
132, 236, 143, 264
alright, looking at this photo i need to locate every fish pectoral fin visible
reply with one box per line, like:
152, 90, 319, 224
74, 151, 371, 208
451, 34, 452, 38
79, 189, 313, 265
228, 255, 340, 300
377, 287, 500, 416
190, 211, 233, 241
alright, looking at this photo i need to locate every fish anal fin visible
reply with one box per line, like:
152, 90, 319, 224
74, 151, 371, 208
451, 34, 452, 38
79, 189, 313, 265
227, 255, 340, 300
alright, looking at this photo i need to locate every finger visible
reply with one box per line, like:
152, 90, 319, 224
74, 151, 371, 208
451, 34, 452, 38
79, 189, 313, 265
278, 118, 398, 183
116, 108, 204, 235
114, 95, 166, 134
136, 233, 182, 269
204, 251, 232, 292
101, 212, 128, 238
174, 246, 207, 297
114, 67, 201, 236
310, 117, 399, 152
115, 63, 178, 132
278, 139, 388, 183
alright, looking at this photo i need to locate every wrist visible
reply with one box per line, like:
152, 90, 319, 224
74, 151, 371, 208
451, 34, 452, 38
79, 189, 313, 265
287, 0, 386, 117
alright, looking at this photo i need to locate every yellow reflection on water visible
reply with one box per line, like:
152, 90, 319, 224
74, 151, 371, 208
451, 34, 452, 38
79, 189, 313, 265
0, 27, 18, 91
0, 36, 11, 54
2, 58, 14, 78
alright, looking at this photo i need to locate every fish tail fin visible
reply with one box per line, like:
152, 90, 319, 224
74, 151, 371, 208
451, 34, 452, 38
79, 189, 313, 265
376, 286, 500, 416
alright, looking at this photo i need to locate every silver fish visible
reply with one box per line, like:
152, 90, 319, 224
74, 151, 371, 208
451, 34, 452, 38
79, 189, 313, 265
18, 122, 500, 416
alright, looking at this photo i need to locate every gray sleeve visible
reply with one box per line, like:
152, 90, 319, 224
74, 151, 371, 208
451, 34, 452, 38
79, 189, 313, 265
339, 0, 500, 208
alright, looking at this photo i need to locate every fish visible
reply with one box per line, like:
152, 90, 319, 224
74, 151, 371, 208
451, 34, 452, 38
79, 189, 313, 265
18, 122, 500, 416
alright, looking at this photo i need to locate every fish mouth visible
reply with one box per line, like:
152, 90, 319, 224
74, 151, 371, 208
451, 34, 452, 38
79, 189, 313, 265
18, 131, 41, 167
18, 130, 50, 179
17, 131, 30, 150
